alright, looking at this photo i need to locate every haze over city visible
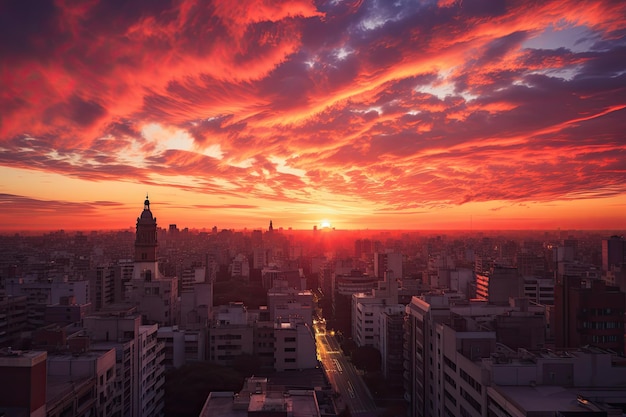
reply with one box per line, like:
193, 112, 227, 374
1, 0, 625, 231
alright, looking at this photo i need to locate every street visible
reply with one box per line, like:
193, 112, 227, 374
314, 319, 379, 416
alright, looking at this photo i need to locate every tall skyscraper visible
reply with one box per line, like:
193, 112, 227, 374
602, 235, 626, 273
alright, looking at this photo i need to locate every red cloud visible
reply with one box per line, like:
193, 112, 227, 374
1, 0, 626, 230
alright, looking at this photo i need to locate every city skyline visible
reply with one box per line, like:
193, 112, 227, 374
1, 0, 626, 231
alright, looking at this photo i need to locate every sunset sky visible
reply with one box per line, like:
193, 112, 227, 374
1, 0, 625, 232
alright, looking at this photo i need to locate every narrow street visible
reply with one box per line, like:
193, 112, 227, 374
314, 319, 379, 416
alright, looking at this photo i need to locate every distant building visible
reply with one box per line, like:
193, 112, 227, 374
44, 295, 90, 326
229, 254, 250, 280
475, 265, 522, 305
403, 293, 547, 417
0, 295, 27, 348
602, 235, 626, 273
373, 252, 403, 279
352, 271, 403, 348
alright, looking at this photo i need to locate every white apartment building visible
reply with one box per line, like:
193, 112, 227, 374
273, 320, 317, 372
84, 312, 165, 417
230, 254, 250, 279
209, 302, 255, 366
352, 271, 402, 348
47, 348, 118, 417
267, 286, 314, 326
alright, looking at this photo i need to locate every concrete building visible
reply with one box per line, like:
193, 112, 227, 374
261, 265, 305, 290
46, 348, 118, 417
352, 271, 403, 348
89, 264, 116, 311
267, 284, 314, 326
554, 276, 625, 354
486, 346, 626, 416
379, 309, 405, 387
179, 281, 211, 330
156, 326, 185, 369
199, 377, 322, 417
84, 310, 166, 417
602, 235, 626, 273
5, 278, 90, 329
522, 276, 555, 305
0, 295, 27, 348
373, 252, 403, 279
332, 269, 378, 336
475, 265, 523, 305
273, 319, 317, 372
209, 302, 255, 366
127, 277, 179, 326
157, 325, 206, 369
0, 348, 47, 417
44, 295, 90, 327
229, 254, 250, 280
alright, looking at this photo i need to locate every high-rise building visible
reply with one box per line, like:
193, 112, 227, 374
85, 311, 165, 417
602, 235, 626, 273
554, 276, 625, 354
373, 252, 403, 279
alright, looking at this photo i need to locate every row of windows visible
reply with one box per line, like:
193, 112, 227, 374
460, 368, 482, 394
443, 355, 457, 372
212, 334, 242, 340
582, 308, 624, 316
591, 335, 620, 343
444, 372, 456, 389
443, 389, 456, 406
460, 387, 481, 413
581, 321, 623, 329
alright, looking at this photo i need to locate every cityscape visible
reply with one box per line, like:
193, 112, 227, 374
0, 196, 625, 417
1, 0, 626, 416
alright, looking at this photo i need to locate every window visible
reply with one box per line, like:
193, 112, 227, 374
444, 356, 457, 372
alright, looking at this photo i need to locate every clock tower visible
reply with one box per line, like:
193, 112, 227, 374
134, 195, 159, 281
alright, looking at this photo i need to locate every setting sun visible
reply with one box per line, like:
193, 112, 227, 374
1, 1, 625, 232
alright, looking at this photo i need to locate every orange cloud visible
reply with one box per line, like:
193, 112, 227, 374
0, 0, 625, 230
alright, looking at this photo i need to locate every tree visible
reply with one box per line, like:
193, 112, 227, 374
164, 361, 244, 417
351, 346, 381, 373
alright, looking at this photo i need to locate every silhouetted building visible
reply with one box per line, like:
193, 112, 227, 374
0, 349, 47, 417
554, 276, 625, 354
602, 235, 626, 273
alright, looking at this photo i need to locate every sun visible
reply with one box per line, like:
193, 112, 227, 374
320, 220, 331, 229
